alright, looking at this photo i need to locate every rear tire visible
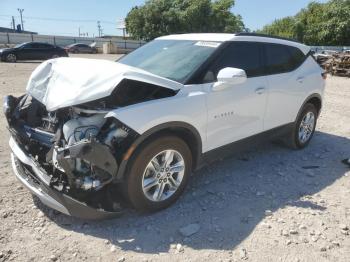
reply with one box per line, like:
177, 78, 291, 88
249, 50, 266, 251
285, 103, 318, 149
124, 136, 192, 212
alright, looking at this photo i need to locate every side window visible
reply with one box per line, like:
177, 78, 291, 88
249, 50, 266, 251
264, 44, 305, 75
30, 43, 41, 49
203, 42, 263, 82
39, 43, 52, 49
22, 43, 34, 49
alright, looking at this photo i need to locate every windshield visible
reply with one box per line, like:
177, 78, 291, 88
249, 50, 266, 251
15, 43, 27, 48
118, 40, 221, 83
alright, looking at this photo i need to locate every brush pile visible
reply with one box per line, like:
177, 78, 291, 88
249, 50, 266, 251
314, 51, 350, 77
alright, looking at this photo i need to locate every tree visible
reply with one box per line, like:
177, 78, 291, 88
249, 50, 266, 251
258, 0, 350, 45
125, 0, 245, 40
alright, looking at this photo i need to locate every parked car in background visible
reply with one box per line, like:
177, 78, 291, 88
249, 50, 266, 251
0, 42, 68, 62
65, 43, 97, 54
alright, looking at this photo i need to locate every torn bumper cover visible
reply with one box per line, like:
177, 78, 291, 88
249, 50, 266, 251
9, 136, 124, 219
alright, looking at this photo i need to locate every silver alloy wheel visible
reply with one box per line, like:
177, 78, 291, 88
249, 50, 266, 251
298, 112, 315, 143
142, 149, 185, 202
6, 54, 16, 62
52, 54, 60, 58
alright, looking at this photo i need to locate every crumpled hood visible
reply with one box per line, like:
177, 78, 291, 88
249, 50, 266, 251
26, 58, 182, 111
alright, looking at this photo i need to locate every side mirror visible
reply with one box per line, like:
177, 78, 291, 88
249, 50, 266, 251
213, 67, 247, 91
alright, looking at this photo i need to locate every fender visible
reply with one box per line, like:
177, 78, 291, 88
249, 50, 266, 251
115, 121, 203, 180
295, 93, 322, 122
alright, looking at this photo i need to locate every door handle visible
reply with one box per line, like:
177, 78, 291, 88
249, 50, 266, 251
255, 87, 266, 95
297, 77, 305, 83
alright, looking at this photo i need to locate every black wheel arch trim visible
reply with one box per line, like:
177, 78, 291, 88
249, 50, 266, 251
115, 121, 203, 180
295, 93, 322, 122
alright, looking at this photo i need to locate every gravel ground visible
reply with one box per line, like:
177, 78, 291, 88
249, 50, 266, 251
0, 54, 349, 262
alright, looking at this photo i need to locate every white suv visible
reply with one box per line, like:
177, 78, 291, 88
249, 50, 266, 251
4, 33, 325, 219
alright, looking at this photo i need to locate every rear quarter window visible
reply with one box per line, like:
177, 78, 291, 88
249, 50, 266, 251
264, 43, 306, 75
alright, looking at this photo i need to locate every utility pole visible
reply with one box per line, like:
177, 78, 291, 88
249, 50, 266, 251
17, 8, 24, 30
117, 19, 126, 39
78, 27, 81, 37
11, 16, 16, 31
97, 21, 102, 37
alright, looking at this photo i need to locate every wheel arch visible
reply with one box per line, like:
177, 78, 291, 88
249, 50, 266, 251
295, 93, 322, 122
115, 121, 203, 180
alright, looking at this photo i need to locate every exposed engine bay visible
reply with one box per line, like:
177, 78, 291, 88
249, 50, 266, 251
4, 79, 177, 214
5, 95, 133, 212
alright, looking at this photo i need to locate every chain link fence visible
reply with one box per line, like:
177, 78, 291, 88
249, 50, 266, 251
311, 46, 350, 53
2, 33, 349, 54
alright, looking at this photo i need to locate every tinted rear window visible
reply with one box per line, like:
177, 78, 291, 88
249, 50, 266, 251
264, 43, 306, 74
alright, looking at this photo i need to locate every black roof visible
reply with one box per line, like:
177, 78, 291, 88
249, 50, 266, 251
235, 32, 302, 44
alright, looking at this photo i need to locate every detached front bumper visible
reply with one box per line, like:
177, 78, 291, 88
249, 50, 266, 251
9, 136, 123, 220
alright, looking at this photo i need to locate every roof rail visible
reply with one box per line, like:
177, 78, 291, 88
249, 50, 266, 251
235, 32, 302, 44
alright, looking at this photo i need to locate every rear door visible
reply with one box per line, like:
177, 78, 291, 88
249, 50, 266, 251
78, 44, 89, 53
204, 42, 269, 151
261, 43, 308, 130
38, 43, 55, 59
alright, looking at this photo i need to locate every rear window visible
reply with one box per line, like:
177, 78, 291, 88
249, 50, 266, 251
263, 43, 306, 75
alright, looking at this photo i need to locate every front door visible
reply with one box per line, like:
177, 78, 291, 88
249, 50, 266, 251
20, 43, 42, 60
203, 42, 268, 152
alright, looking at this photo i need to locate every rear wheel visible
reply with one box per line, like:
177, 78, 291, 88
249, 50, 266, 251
6, 53, 16, 63
52, 54, 60, 59
286, 103, 318, 149
124, 136, 192, 212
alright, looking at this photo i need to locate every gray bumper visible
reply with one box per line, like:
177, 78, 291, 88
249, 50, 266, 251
9, 136, 123, 220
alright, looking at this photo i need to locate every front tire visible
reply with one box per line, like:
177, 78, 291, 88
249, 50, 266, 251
6, 53, 17, 63
287, 103, 318, 149
124, 136, 192, 212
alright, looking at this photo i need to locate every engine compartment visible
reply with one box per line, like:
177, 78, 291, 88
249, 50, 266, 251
6, 94, 139, 211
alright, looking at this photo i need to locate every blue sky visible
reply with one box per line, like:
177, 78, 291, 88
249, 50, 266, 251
0, 0, 328, 37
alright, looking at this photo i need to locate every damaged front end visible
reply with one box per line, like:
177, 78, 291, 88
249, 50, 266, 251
4, 94, 139, 219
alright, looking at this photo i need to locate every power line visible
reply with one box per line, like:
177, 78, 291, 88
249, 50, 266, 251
0, 14, 116, 24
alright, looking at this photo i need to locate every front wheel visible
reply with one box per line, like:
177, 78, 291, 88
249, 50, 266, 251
286, 103, 318, 149
124, 136, 192, 212
6, 53, 17, 62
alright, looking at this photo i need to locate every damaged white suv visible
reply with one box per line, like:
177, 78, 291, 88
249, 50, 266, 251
4, 33, 325, 219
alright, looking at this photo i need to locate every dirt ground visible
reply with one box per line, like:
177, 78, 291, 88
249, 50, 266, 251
0, 54, 349, 262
